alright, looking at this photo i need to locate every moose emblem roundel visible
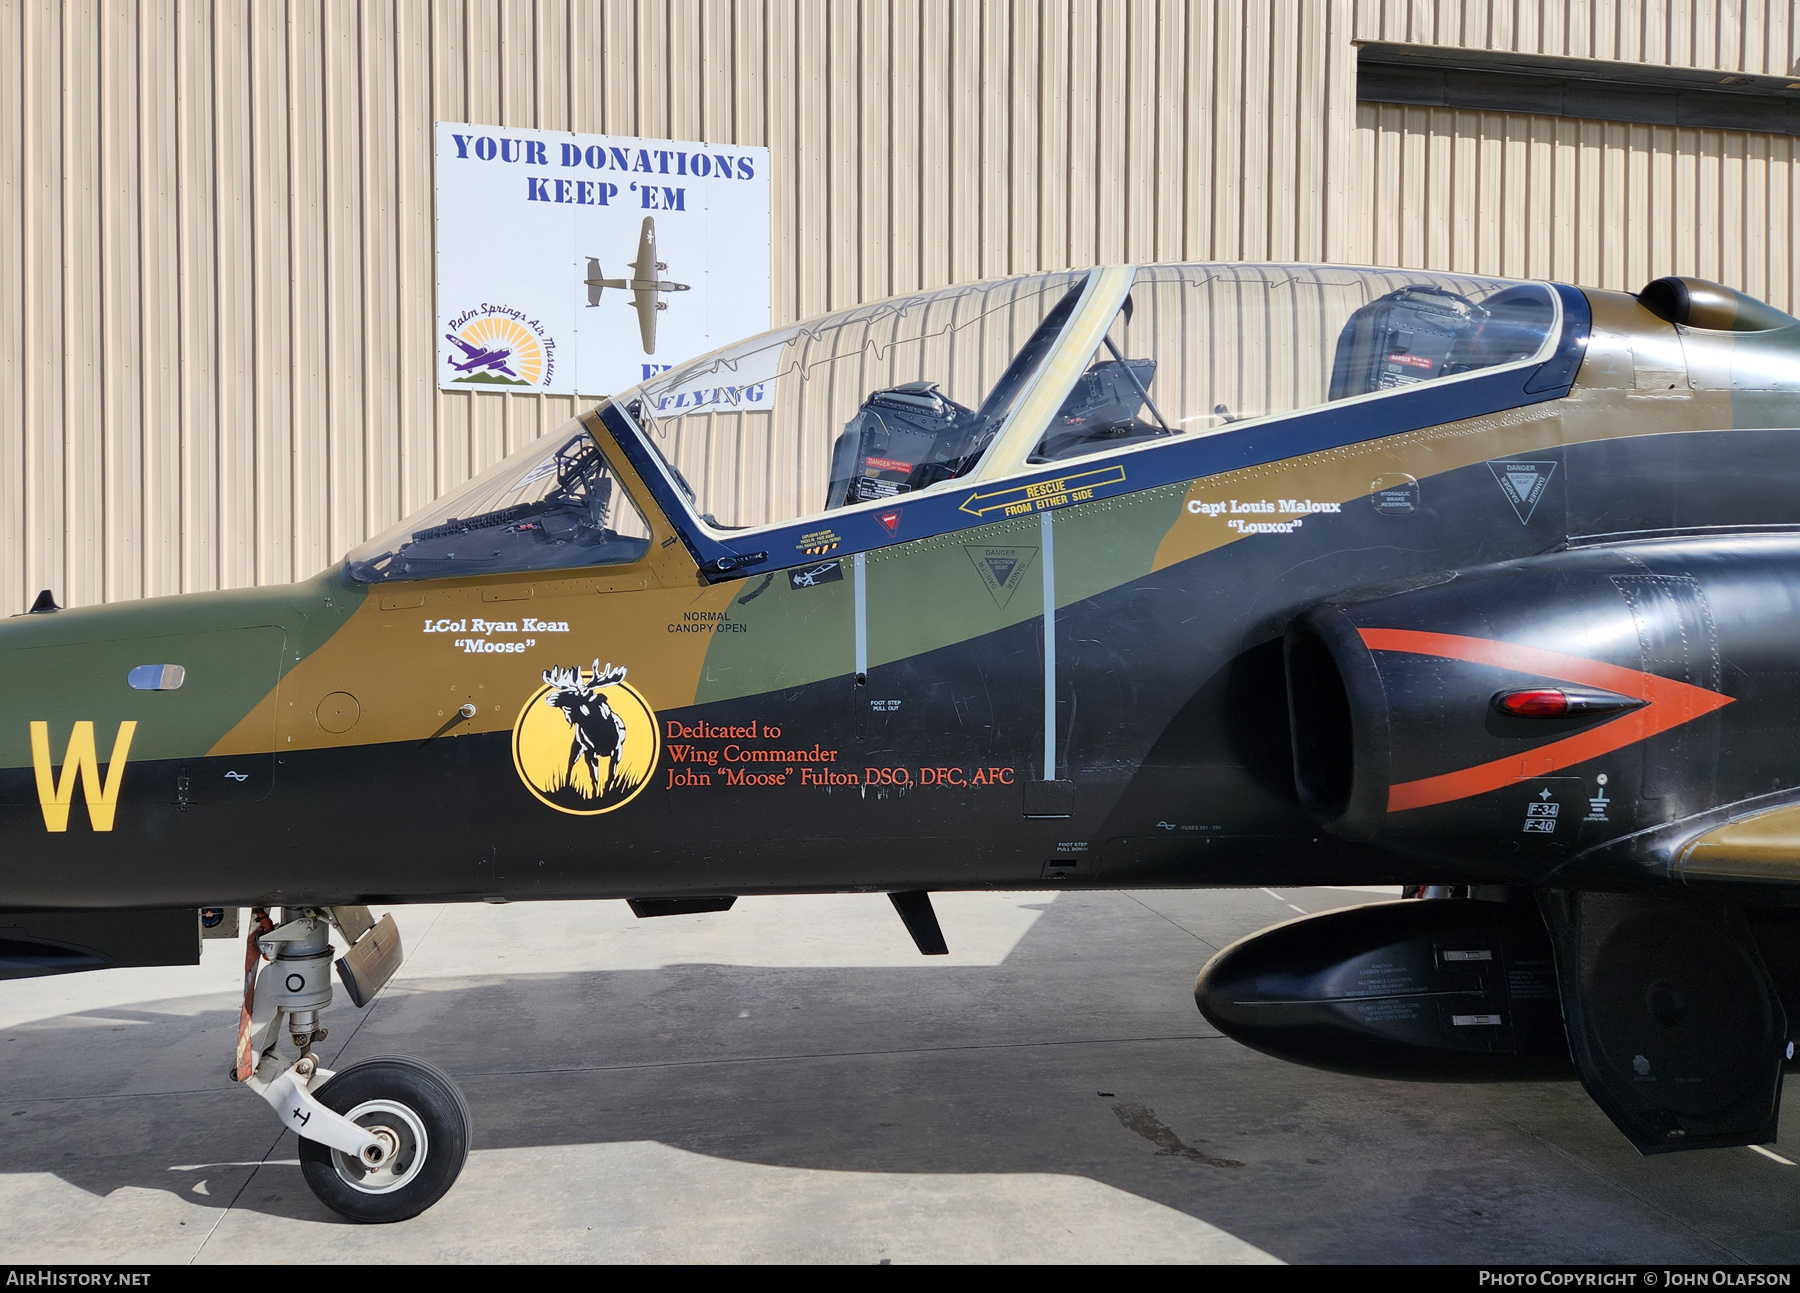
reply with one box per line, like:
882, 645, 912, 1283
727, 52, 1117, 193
512, 660, 660, 815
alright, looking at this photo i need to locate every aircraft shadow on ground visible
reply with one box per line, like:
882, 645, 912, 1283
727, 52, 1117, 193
0, 891, 1785, 1260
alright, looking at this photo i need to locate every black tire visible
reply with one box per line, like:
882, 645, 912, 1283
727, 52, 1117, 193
297, 1055, 473, 1223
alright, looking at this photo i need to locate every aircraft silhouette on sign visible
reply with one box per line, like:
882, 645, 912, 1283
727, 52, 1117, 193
586, 216, 691, 354
444, 333, 517, 378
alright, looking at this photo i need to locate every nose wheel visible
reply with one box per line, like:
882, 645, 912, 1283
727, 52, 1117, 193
235, 907, 472, 1222
298, 1056, 473, 1223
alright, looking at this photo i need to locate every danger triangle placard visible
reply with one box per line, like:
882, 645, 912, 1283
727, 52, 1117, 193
964, 545, 1039, 609
1487, 459, 1558, 523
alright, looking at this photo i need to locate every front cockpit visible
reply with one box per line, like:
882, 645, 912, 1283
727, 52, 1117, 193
345, 427, 652, 583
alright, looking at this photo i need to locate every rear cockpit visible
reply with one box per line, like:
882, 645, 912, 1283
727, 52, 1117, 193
617, 264, 1563, 538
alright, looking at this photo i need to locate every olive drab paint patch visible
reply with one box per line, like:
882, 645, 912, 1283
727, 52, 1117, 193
512, 661, 659, 815
30, 720, 138, 832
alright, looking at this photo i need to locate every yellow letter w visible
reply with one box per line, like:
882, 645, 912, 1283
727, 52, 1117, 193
29, 720, 138, 832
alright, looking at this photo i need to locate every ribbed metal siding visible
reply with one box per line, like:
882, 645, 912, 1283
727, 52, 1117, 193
1351, 0, 1800, 315
1356, 102, 1800, 312
1, 0, 1359, 611
1352, 0, 1799, 75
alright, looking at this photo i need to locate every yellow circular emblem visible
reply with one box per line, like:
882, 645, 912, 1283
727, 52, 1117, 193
512, 661, 659, 815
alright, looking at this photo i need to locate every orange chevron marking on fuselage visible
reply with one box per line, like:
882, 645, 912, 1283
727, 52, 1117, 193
1358, 628, 1735, 813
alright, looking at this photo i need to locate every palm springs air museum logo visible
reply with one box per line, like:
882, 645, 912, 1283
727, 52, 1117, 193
436, 122, 770, 396
444, 304, 554, 388
512, 661, 659, 815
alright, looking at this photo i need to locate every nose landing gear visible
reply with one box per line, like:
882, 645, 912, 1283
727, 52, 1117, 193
234, 907, 473, 1222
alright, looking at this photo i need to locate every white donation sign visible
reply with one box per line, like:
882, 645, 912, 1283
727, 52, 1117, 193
435, 122, 771, 396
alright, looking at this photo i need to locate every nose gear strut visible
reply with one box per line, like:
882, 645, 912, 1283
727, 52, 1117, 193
229, 906, 473, 1219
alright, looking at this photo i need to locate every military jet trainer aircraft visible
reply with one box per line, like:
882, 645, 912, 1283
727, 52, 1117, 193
585, 215, 692, 355
8, 263, 1800, 1222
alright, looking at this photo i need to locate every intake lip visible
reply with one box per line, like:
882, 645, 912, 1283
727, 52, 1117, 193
1285, 605, 1392, 840
1638, 275, 1800, 332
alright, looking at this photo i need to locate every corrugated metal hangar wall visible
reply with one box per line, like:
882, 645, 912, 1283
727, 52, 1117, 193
3, 0, 1797, 612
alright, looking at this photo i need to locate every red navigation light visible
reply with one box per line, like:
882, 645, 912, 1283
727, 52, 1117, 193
1497, 689, 1569, 718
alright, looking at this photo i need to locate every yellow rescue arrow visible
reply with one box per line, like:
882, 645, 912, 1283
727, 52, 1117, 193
958, 464, 1127, 518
